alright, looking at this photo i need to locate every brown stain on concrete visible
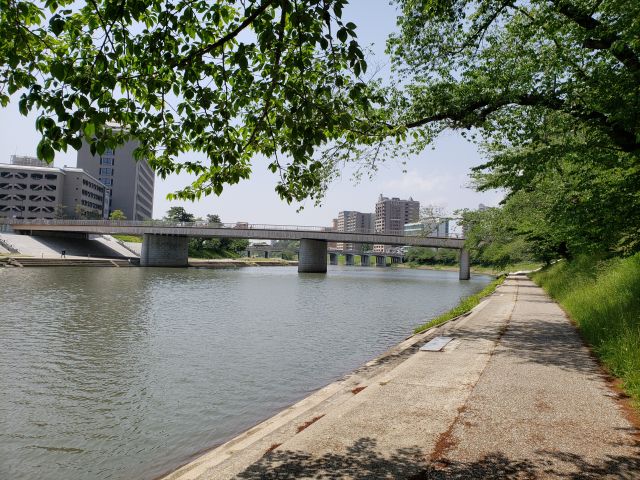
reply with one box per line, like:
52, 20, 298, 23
296, 414, 325, 434
429, 405, 466, 464
351, 386, 367, 395
263, 443, 282, 456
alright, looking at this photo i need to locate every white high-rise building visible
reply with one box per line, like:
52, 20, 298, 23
77, 140, 154, 220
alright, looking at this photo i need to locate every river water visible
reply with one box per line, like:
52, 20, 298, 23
0, 266, 490, 480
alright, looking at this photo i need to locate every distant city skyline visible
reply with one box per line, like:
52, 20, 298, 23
0, 0, 504, 226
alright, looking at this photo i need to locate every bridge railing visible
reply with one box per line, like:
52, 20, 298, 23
1, 218, 465, 239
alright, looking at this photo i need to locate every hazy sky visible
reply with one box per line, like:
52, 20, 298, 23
0, 0, 503, 225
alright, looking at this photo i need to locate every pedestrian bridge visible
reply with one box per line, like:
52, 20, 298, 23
4, 219, 470, 279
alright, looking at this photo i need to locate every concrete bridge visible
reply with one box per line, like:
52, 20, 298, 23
4, 219, 471, 279
328, 250, 404, 267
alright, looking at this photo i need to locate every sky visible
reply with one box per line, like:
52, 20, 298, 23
0, 0, 503, 226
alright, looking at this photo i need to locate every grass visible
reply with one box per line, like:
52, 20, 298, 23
112, 234, 143, 243
471, 261, 542, 275
414, 275, 506, 333
531, 253, 640, 407
396, 261, 542, 275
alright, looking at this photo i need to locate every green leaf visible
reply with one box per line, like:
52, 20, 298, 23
49, 14, 65, 35
336, 27, 348, 43
37, 141, 55, 163
84, 122, 96, 138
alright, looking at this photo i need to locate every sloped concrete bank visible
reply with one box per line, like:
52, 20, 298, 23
0, 256, 135, 267
161, 275, 639, 480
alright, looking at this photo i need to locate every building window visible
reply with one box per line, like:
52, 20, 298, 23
100, 157, 114, 165
0, 171, 12, 178
99, 178, 113, 186
99, 167, 114, 175
31, 173, 43, 180
45, 174, 57, 180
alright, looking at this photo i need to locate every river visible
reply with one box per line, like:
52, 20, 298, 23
0, 266, 490, 479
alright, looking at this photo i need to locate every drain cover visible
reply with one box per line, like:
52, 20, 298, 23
420, 336, 454, 352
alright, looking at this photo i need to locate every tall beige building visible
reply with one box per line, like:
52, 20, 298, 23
0, 155, 106, 220
77, 140, 154, 220
336, 210, 374, 252
374, 195, 420, 252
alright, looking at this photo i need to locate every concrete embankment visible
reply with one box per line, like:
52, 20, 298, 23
0, 257, 134, 268
189, 259, 297, 268
0, 232, 134, 258
162, 275, 639, 479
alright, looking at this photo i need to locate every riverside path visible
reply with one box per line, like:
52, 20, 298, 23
163, 275, 640, 479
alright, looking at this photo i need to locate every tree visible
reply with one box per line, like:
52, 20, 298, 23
53, 204, 66, 219
388, 0, 639, 154
0, 0, 376, 204
109, 209, 126, 220
206, 214, 221, 224
418, 204, 448, 236
387, 0, 640, 254
165, 206, 195, 223
461, 206, 538, 268
74, 204, 101, 219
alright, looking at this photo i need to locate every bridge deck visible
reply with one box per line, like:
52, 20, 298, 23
5, 220, 465, 249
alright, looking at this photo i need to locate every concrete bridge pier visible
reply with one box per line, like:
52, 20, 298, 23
459, 248, 470, 280
329, 253, 338, 265
345, 253, 354, 266
360, 254, 370, 266
140, 234, 189, 267
298, 239, 327, 273
375, 255, 386, 267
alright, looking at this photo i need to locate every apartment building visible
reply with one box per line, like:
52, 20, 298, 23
0, 156, 106, 219
374, 195, 420, 252
336, 210, 374, 252
77, 139, 154, 220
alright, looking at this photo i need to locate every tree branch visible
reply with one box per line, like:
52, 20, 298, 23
404, 93, 639, 152
178, 0, 278, 68
552, 1, 640, 77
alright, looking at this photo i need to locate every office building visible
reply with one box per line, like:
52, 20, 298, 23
374, 195, 420, 252
77, 139, 154, 220
404, 219, 449, 237
0, 155, 106, 219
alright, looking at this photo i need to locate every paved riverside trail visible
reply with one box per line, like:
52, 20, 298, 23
164, 276, 639, 479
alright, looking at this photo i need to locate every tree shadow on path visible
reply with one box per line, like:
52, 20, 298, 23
236, 437, 640, 479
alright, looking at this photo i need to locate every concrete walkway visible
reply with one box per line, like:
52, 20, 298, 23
164, 275, 640, 479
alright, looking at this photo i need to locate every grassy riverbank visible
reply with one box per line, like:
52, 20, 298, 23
396, 261, 541, 276
414, 275, 505, 333
531, 254, 640, 406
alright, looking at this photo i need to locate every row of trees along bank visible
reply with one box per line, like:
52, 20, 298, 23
164, 207, 250, 259
113, 207, 249, 259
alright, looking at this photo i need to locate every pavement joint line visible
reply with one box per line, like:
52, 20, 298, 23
429, 281, 519, 463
